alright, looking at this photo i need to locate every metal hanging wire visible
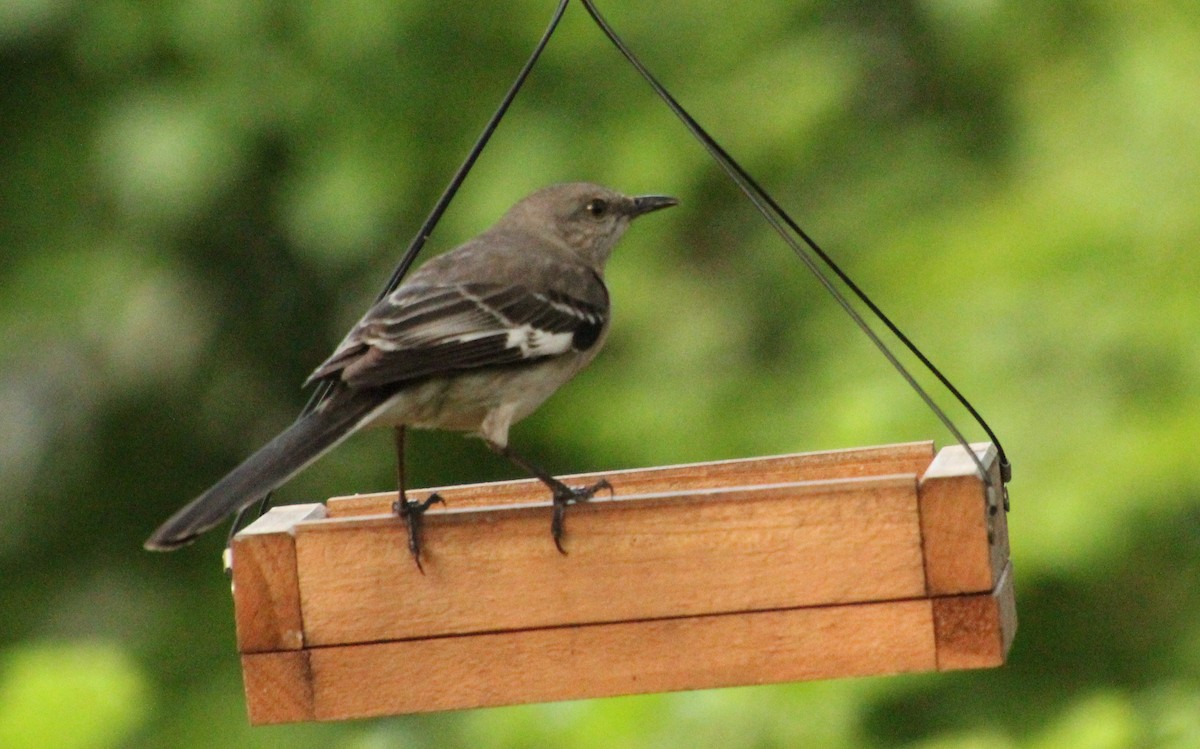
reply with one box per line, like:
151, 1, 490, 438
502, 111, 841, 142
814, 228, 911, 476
225, 0, 572, 546
227, 0, 1011, 548
577, 0, 1010, 492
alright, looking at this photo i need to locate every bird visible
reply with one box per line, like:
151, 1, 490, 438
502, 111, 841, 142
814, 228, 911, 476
144, 182, 679, 565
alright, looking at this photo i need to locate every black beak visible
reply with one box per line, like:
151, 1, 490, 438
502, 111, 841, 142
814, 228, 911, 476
629, 194, 680, 217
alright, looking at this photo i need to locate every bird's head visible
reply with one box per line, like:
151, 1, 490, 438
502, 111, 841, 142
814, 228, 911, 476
499, 182, 679, 268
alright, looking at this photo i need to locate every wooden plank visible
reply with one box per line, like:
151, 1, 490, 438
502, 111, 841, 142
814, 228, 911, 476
934, 560, 1017, 670
917, 443, 1008, 596
231, 504, 326, 653
260, 599, 937, 722
293, 475, 927, 646
242, 651, 314, 724
233, 442, 1016, 723
323, 441, 936, 517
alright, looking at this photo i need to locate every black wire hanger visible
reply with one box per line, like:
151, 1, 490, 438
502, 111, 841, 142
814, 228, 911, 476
228, 0, 1010, 547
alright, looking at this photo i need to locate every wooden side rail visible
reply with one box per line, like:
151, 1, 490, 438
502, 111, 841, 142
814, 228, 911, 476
231, 441, 1015, 724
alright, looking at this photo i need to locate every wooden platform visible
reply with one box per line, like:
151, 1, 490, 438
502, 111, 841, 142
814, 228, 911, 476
230, 440, 1015, 724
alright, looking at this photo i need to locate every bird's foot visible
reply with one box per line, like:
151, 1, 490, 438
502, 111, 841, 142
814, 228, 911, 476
550, 479, 613, 555
392, 493, 445, 574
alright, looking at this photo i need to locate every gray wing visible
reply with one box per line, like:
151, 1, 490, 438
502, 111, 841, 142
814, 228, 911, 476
307, 280, 609, 389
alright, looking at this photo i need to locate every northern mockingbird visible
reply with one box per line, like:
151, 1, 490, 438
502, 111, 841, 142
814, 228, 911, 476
145, 182, 678, 564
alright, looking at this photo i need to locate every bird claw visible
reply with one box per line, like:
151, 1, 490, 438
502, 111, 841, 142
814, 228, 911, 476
392, 493, 445, 574
550, 479, 613, 555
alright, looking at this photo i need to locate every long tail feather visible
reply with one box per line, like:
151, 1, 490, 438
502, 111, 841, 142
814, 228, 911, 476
144, 387, 397, 551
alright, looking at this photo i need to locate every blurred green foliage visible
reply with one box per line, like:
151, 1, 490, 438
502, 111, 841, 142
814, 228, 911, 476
2, 0, 1199, 747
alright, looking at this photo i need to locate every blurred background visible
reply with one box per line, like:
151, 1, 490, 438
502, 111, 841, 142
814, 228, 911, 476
3, 0, 1199, 746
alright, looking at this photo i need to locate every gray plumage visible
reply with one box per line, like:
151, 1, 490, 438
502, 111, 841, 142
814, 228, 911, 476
145, 182, 677, 551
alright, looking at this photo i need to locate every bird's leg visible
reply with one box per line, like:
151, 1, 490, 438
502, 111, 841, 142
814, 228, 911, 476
391, 426, 443, 573
489, 441, 612, 555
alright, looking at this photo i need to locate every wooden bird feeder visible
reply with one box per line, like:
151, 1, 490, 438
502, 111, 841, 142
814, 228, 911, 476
230, 440, 1014, 724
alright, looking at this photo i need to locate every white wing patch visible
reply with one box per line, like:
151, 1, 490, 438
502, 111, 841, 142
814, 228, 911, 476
505, 325, 575, 358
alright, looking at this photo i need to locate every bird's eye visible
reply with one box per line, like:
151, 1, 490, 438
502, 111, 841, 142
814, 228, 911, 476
585, 199, 609, 218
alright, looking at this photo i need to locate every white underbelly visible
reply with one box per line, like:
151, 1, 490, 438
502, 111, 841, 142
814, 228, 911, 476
363, 349, 597, 443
